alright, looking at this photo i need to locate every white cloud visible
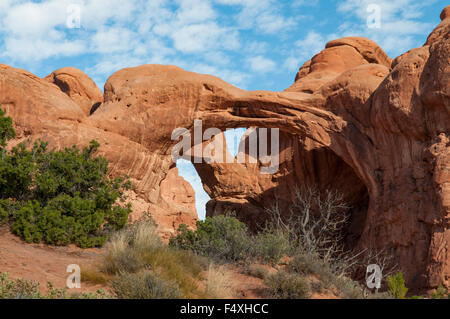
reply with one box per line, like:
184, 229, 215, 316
0, 0, 439, 95
0, 0, 297, 87
3, 36, 85, 61
336, 0, 437, 56
248, 55, 276, 73
171, 22, 239, 53
294, 31, 327, 54
176, 0, 216, 24
257, 12, 296, 34
337, 0, 432, 21
80, 0, 139, 29
87, 55, 144, 78
184, 62, 249, 88
0, 0, 237, 71
3, 1, 65, 36
215, 0, 297, 34
91, 27, 138, 54
283, 31, 329, 71
242, 41, 269, 55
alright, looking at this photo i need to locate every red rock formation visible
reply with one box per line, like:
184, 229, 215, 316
0, 64, 197, 239
44, 67, 103, 115
0, 6, 449, 289
286, 36, 392, 93
126, 166, 198, 241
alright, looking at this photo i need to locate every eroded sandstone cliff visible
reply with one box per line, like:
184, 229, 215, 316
0, 6, 449, 289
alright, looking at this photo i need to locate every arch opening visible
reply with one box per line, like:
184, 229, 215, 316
173, 125, 369, 252
176, 159, 210, 220
175, 128, 249, 220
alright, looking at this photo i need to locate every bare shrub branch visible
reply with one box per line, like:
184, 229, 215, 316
266, 186, 349, 257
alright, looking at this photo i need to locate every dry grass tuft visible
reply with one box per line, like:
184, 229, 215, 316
205, 264, 236, 299
94, 220, 208, 298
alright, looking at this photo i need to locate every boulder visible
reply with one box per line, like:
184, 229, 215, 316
44, 67, 104, 116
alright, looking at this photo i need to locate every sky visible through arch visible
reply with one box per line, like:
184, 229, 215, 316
177, 128, 247, 220
0, 0, 445, 218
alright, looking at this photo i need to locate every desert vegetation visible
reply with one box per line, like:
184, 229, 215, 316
74, 211, 445, 299
1, 191, 447, 299
99, 219, 208, 298
0, 273, 107, 299
168, 188, 369, 299
0, 107, 132, 248
169, 213, 290, 264
78, 188, 407, 299
81, 218, 237, 299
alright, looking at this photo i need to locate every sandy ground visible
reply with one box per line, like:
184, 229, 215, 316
0, 225, 105, 294
228, 266, 269, 299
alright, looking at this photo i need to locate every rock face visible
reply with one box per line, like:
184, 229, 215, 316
0, 64, 197, 240
0, 6, 449, 289
126, 167, 198, 241
286, 36, 392, 93
44, 67, 103, 115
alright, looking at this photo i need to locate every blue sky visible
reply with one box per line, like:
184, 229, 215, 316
0, 0, 445, 219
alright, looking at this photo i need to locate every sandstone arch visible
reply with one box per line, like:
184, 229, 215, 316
0, 6, 449, 289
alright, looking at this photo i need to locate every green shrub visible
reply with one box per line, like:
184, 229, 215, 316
265, 270, 311, 299
0, 273, 108, 299
140, 247, 205, 295
0, 200, 9, 224
112, 271, 181, 299
430, 284, 449, 299
170, 215, 252, 262
0, 108, 132, 247
251, 231, 290, 263
0, 143, 36, 201
333, 276, 365, 299
289, 252, 338, 287
170, 215, 290, 264
289, 252, 326, 275
0, 139, 131, 247
11, 196, 111, 247
0, 272, 42, 299
288, 252, 365, 299
0, 108, 15, 149
0, 207, 6, 224
104, 248, 144, 275
387, 272, 408, 299
245, 265, 269, 279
